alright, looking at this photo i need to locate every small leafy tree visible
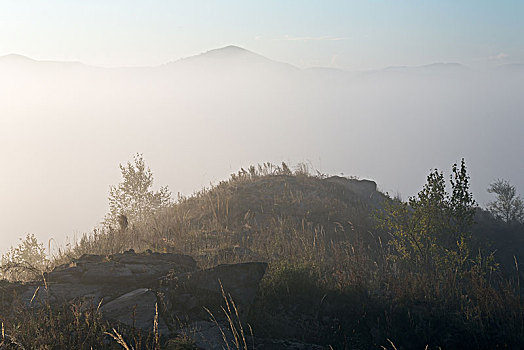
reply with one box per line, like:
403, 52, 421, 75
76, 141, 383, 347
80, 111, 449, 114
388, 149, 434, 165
378, 159, 476, 274
487, 179, 524, 223
1, 233, 48, 281
104, 153, 171, 229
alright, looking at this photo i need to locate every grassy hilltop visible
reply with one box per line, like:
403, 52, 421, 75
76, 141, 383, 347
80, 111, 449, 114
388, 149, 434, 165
1, 161, 524, 349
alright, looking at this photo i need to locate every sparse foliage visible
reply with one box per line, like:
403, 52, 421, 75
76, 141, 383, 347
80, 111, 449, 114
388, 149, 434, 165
487, 179, 524, 223
12, 161, 522, 349
378, 159, 476, 273
229, 162, 294, 182
104, 154, 171, 229
1, 233, 48, 281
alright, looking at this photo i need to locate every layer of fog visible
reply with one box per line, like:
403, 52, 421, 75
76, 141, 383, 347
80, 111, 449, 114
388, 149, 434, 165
0, 47, 523, 252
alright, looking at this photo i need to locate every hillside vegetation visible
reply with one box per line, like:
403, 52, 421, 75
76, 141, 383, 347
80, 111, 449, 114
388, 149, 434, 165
1, 161, 524, 349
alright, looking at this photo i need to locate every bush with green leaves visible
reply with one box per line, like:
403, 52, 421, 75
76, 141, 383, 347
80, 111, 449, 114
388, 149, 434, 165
377, 159, 477, 275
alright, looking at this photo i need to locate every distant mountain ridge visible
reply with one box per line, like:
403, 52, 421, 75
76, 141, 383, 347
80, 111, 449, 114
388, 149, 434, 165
2, 45, 519, 74
183, 45, 266, 61
383, 62, 466, 71
162, 45, 299, 75
0, 53, 37, 62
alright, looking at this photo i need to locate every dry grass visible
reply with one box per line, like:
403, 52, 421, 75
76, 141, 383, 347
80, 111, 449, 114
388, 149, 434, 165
1, 163, 523, 349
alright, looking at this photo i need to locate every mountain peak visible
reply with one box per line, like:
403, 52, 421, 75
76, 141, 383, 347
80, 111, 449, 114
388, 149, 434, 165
171, 45, 270, 67
197, 45, 262, 60
210, 45, 250, 53
164, 45, 298, 74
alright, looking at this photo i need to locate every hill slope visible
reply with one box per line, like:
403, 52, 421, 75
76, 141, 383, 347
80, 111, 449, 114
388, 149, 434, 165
3, 165, 524, 349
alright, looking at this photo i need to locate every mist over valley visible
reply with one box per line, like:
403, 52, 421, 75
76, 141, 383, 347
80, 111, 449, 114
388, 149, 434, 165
1, 45, 522, 252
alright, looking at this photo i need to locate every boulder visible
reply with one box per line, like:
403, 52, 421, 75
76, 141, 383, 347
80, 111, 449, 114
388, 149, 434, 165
185, 262, 267, 308
111, 251, 196, 269
160, 262, 268, 323
100, 288, 158, 331
5, 251, 268, 348
46, 266, 83, 283
22, 283, 104, 307
46, 250, 198, 286
81, 262, 136, 285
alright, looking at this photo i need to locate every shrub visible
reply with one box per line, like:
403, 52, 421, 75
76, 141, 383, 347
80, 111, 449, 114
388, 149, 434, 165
104, 153, 171, 230
1, 233, 48, 281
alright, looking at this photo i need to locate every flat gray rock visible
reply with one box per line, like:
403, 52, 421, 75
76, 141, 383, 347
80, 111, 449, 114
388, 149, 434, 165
100, 288, 158, 331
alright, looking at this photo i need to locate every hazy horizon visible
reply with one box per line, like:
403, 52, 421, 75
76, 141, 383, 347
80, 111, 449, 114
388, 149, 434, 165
1, 1, 523, 70
1, 46, 523, 72
1, 1, 523, 254
1, 44, 523, 254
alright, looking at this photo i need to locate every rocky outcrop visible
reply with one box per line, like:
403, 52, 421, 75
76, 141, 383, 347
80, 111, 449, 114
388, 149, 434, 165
14, 249, 268, 349
99, 288, 159, 330
47, 249, 197, 285
324, 176, 387, 207
324, 176, 377, 198
159, 262, 268, 324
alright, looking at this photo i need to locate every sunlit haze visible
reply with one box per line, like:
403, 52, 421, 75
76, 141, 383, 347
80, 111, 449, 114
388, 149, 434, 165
0, 1, 523, 253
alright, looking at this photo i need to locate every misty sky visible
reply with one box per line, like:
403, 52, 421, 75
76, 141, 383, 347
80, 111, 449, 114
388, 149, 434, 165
0, 1, 523, 70
0, 2, 523, 254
